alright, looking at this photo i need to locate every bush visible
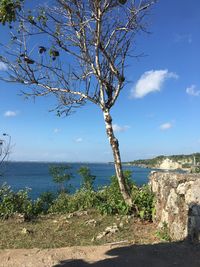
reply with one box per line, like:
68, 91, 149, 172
0, 184, 34, 219
194, 167, 200, 173
68, 189, 99, 212
132, 184, 155, 221
156, 222, 171, 241
48, 189, 100, 214
34, 191, 55, 214
96, 171, 133, 215
48, 192, 70, 213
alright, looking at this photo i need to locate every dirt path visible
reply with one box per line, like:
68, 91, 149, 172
0, 242, 200, 267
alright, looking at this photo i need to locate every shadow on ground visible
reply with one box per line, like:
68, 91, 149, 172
53, 241, 200, 267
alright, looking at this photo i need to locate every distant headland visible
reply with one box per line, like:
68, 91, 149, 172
124, 153, 200, 173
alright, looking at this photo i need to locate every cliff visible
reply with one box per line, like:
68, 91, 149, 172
128, 153, 200, 171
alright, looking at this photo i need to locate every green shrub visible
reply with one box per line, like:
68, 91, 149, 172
48, 192, 70, 213
96, 171, 133, 215
132, 184, 155, 221
156, 222, 171, 241
34, 191, 55, 214
48, 189, 99, 214
0, 184, 34, 219
68, 189, 99, 212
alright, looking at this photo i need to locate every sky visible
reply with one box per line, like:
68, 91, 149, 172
0, 0, 200, 162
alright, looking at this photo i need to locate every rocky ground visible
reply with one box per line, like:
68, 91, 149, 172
0, 211, 158, 249
0, 211, 200, 267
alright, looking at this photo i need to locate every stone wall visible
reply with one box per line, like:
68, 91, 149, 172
149, 172, 200, 242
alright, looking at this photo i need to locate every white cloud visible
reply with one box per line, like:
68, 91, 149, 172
53, 128, 61, 134
186, 85, 200, 97
160, 122, 173, 131
75, 137, 83, 143
113, 124, 130, 133
4, 110, 18, 117
0, 62, 8, 71
131, 69, 178, 98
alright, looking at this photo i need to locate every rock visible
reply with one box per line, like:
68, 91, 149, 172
121, 215, 132, 223
21, 228, 28, 234
119, 222, 124, 228
85, 219, 97, 227
105, 224, 118, 234
96, 224, 119, 240
75, 210, 88, 217
150, 172, 200, 242
12, 213, 26, 223
96, 232, 106, 240
67, 213, 74, 219
21, 228, 33, 235
67, 211, 88, 219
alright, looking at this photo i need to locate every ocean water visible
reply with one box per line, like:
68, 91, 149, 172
0, 162, 152, 199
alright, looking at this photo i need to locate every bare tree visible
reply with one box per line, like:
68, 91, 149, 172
0, 0, 155, 205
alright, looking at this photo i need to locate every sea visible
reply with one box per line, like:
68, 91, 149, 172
0, 162, 152, 200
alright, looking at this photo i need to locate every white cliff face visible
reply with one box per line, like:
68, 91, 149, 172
159, 158, 181, 170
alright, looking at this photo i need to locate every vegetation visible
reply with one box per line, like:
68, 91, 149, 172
0, 0, 156, 206
0, 166, 161, 249
0, 211, 159, 249
191, 166, 200, 174
129, 153, 200, 168
78, 166, 96, 191
0, 0, 23, 25
132, 185, 155, 221
0, 133, 11, 176
156, 222, 171, 242
129, 156, 166, 167
0, 167, 155, 221
0, 184, 34, 219
49, 165, 73, 193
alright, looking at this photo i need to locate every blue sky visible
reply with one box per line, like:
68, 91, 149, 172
0, 0, 200, 162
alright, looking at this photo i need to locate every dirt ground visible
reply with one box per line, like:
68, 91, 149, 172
0, 214, 200, 266
0, 242, 200, 267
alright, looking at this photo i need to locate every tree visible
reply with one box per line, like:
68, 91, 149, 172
0, 0, 155, 206
0, 0, 23, 25
78, 166, 96, 191
0, 133, 11, 176
49, 165, 73, 193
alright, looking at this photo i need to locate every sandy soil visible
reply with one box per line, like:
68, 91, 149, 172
0, 242, 200, 267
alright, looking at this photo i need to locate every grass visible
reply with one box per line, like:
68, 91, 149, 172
0, 210, 159, 249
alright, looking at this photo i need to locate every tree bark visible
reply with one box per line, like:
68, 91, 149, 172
103, 109, 132, 206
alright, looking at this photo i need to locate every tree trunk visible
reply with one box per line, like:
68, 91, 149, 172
103, 109, 132, 206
